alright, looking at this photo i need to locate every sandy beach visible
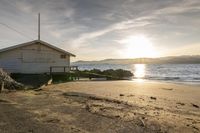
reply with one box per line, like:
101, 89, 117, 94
0, 80, 200, 133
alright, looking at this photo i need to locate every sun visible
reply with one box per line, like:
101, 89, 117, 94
120, 35, 158, 58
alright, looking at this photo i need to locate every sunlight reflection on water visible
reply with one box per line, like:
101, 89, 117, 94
134, 64, 146, 79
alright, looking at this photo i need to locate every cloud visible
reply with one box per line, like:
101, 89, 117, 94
64, 17, 151, 50
1, 0, 200, 60
165, 43, 200, 56
63, 0, 200, 50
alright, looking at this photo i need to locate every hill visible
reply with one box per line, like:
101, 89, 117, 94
73, 55, 200, 65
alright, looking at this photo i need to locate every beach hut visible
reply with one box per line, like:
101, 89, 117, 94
0, 40, 76, 74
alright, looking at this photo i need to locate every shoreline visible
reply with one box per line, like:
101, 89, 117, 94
131, 79, 200, 86
80, 78, 200, 87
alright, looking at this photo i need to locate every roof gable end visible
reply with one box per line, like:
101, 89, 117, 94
0, 40, 75, 57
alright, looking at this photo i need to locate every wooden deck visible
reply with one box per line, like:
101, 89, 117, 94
49, 66, 78, 74
49, 66, 79, 81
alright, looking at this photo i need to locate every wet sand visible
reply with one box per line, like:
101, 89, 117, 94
0, 81, 200, 133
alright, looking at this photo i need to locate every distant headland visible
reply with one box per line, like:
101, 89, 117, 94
73, 55, 200, 65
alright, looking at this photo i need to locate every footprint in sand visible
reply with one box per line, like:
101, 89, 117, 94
191, 103, 199, 108
161, 88, 173, 91
176, 102, 185, 106
150, 97, 157, 100
119, 94, 124, 96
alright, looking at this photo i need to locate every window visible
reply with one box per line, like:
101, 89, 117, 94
60, 54, 66, 59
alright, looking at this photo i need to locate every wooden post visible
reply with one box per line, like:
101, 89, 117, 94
0, 81, 4, 93
50, 67, 52, 75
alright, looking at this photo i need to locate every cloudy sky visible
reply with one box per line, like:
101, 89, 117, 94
0, 0, 200, 61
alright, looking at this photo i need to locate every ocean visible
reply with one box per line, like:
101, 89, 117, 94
75, 64, 200, 84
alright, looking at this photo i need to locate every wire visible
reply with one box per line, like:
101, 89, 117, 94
1, 0, 36, 41
0, 22, 34, 40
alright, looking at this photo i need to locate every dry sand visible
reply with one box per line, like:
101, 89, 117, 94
0, 80, 200, 133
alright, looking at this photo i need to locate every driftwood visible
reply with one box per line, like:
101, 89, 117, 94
0, 68, 24, 90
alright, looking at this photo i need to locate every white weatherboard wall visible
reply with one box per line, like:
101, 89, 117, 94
0, 42, 70, 73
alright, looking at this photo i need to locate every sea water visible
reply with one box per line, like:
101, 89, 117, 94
75, 64, 200, 84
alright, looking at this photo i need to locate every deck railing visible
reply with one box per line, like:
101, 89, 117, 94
49, 66, 78, 74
